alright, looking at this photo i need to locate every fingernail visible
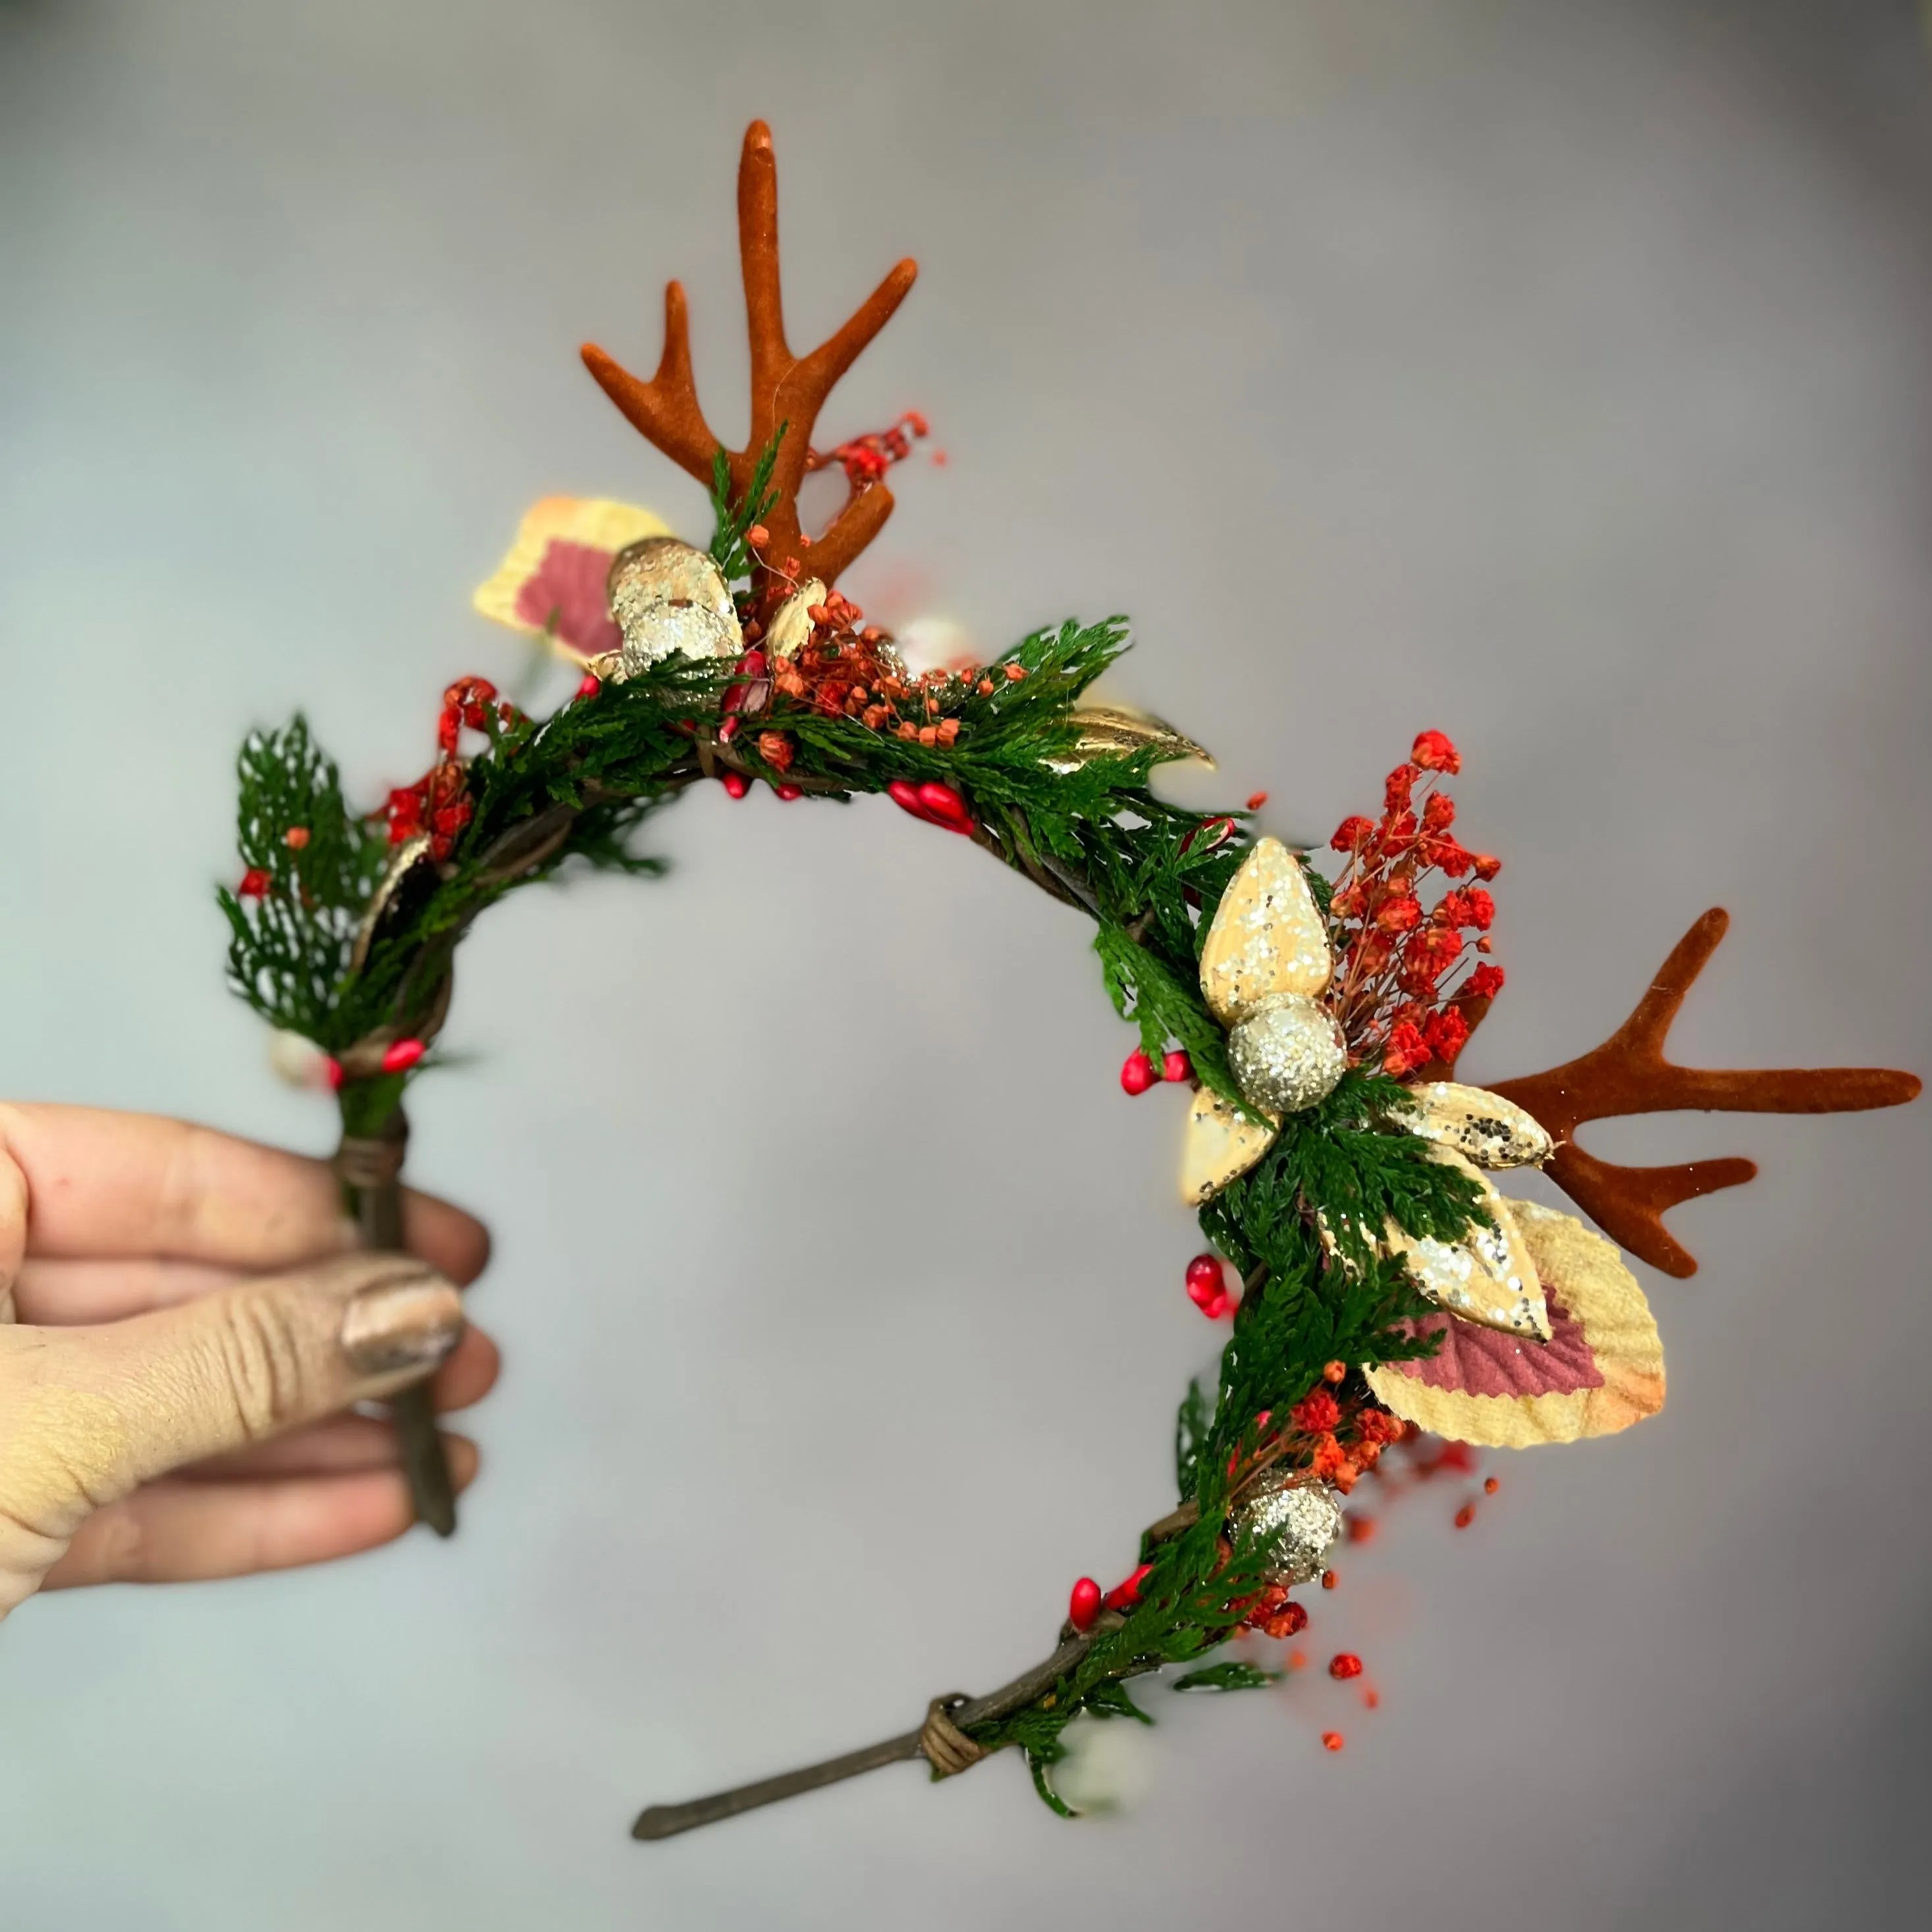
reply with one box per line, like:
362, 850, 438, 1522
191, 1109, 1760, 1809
340, 1269, 464, 1380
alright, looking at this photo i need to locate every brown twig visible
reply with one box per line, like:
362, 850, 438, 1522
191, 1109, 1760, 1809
333, 1109, 456, 1536
631, 1630, 1108, 1841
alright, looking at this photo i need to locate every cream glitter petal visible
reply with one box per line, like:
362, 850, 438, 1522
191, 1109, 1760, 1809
1365, 1200, 1664, 1447
1389, 1081, 1554, 1170
1198, 838, 1332, 1028
1180, 1085, 1278, 1206
766, 579, 826, 658
1384, 1147, 1551, 1340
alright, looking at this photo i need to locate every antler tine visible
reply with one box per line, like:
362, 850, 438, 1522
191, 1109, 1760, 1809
731, 121, 918, 605
736, 121, 792, 448
1441, 908, 1920, 1277
585, 122, 919, 616
581, 281, 720, 487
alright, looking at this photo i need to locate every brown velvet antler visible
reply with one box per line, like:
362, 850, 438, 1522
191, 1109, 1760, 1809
580, 121, 917, 618
1442, 909, 1920, 1277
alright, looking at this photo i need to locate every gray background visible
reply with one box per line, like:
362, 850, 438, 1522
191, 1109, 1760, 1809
3, 1, 1929, 1926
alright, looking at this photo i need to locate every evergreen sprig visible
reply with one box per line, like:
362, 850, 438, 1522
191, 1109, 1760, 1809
220, 609, 1483, 1817
709, 428, 785, 588
219, 716, 388, 1038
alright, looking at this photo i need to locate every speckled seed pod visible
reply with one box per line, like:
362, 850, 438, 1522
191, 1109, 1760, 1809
1226, 992, 1349, 1116
607, 536, 742, 674
1230, 1472, 1345, 1588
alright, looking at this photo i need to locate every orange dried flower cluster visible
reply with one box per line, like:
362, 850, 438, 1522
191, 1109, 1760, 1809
1325, 730, 1503, 1077
749, 583, 1019, 768
1224, 1391, 1406, 1639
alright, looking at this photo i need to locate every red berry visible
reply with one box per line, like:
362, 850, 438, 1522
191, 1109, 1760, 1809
1276, 1600, 1308, 1637
915, 780, 973, 834
746, 523, 769, 547
1322, 1731, 1345, 1753
1068, 1577, 1102, 1632
324, 1057, 345, 1092
283, 826, 311, 850
1246, 790, 1268, 811
1483, 1476, 1499, 1495
1185, 1254, 1225, 1309
1161, 1049, 1193, 1083
722, 770, 750, 799
1329, 1653, 1362, 1679
238, 868, 272, 899
576, 673, 601, 699
1453, 1503, 1476, 1529
718, 716, 740, 743
380, 1038, 425, 1075
1205, 1293, 1234, 1320
775, 784, 803, 801
1120, 1050, 1157, 1096
1103, 1563, 1154, 1612
1321, 1570, 1338, 1591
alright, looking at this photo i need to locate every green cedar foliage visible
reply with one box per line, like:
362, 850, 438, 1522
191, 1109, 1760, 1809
219, 717, 388, 1039
708, 430, 784, 589
220, 604, 1482, 1812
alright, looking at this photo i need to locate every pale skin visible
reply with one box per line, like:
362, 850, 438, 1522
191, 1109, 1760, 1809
0, 1104, 496, 1619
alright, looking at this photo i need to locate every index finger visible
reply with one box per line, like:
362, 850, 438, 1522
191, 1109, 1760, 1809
0, 1102, 490, 1283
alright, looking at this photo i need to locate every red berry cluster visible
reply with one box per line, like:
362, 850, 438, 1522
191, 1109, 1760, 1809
1325, 730, 1503, 1077
1066, 1560, 1155, 1633
888, 779, 974, 835
1120, 1047, 1193, 1095
383, 677, 522, 861
805, 409, 930, 491
1185, 1253, 1236, 1320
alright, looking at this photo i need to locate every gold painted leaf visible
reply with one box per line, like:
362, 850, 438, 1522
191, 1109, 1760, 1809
471, 496, 668, 662
1046, 704, 1213, 773
1366, 1199, 1664, 1447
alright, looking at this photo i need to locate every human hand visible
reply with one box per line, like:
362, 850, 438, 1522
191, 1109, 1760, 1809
0, 1103, 495, 1620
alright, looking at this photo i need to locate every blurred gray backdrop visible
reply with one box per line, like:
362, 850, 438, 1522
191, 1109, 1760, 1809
3, 1, 1929, 1927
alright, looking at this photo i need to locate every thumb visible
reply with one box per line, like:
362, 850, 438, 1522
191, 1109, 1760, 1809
0, 1252, 464, 1535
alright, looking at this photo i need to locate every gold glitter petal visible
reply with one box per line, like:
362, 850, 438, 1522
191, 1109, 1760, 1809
1197, 838, 1333, 1027
1390, 1082, 1554, 1169
1385, 1148, 1550, 1339
1180, 1086, 1278, 1206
